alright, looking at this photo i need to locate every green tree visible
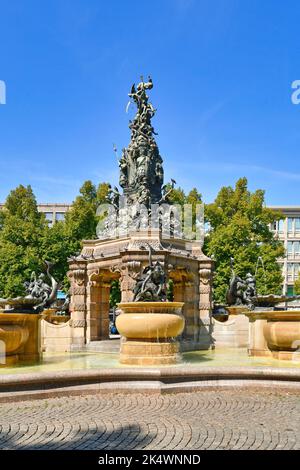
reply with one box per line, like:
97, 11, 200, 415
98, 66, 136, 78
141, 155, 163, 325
109, 280, 121, 308
164, 186, 202, 237
167, 185, 186, 206
0, 185, 47, 297
167, 279, 174, 301
0, 181, 112, 297
44, 180, 111, 290
64, 180, 99, 242
97, 182, 111, 204
186, 188, 202, 206
204, 178, 285, 303
294, 279, 300, 295
185, 187, 202, 238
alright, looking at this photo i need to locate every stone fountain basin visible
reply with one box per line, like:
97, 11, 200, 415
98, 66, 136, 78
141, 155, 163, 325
0, 314, 30, 355
0, 297, 41, 308
225, 306, 249, 315
116, 302, 185, 339
262, 311, 300, 351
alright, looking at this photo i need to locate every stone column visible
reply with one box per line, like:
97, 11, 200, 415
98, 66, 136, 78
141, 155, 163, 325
68, 265, 87, 350
86, 276, 101, 342
198, 262, 214, 349
98, 279, 111, 340
183, 270, 199, 343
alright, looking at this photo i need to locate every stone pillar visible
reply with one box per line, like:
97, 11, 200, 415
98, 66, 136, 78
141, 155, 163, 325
198, 262, 214, 349
98, 280, 111, 340
68, 266, 87, 350
86, 277, 101, 342
183, 270, 199, 343
168, 267, 189, 347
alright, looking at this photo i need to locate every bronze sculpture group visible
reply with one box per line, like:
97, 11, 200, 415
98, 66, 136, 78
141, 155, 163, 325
133, 245, 166, 302
100, 76, 178, 239
0, 261, 66, 313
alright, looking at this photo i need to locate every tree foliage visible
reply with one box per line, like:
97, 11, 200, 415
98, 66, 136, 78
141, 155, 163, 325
0, 185, 47, 297
44, 180, 111, 290
203, 178, 285, 303
0, 181, 111, 297
109, 280, 121, 308
294, 278, 300, 295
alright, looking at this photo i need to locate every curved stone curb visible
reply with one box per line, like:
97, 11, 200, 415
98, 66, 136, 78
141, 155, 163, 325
0, 366, 300, 401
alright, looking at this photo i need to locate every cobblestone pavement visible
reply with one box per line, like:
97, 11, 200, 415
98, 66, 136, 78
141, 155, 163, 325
0, 389, 299, 450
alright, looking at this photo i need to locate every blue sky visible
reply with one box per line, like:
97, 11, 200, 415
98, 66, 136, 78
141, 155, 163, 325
0, 0, 299, 205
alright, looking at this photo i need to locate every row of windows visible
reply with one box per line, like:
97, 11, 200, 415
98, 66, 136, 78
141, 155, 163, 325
273, 218, 300, 233
44, 212, 66, 223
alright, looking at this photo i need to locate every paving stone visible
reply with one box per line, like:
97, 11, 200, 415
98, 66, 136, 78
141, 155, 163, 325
0, 389, 299, 450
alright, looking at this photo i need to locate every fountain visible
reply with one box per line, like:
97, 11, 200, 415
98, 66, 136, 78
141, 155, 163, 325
227, 260, 300, 360
213, 257, 300, 358
116, 246, 185, 365
0, 261, 59, 366
2, 77, 300, 400
67, 77, 214, 354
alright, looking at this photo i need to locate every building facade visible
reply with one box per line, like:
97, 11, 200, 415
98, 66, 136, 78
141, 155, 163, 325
35, 203, 71, 226
0, 203, 71, 227
270, 206, 300, 303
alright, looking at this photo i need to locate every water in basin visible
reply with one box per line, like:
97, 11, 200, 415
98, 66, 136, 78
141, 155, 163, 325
0, 347, 300, 375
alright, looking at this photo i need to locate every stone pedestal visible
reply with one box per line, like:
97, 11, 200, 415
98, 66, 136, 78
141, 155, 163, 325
0, 313, 42, 366
116, 302, 185, 365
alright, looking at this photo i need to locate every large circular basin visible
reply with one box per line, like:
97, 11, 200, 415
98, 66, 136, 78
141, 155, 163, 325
116, 302, 185, 365
116, 302, 185, 339
116, 313, 184, 339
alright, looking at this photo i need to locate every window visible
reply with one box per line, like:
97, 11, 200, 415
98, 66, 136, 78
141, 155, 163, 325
45, 212, 53, 224
287, 241, 293, 259
287, 241, 300, 259
278, 219, 284, 233
295, 218, 300, 233
288, 218, 294, 233
55, 212, 65, 221
287, 285, 294, 297
294, 264, 299, 280
287, 263, 294, 281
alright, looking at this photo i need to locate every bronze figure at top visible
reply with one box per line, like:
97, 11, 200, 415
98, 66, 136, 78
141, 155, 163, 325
119, 76, 164, 208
